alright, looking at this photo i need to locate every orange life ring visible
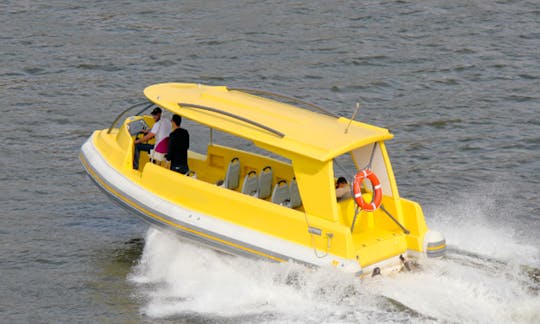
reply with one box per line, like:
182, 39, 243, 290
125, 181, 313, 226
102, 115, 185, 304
353, 169, 383, 211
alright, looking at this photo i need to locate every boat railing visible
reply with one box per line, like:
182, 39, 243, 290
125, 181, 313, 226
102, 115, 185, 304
229, 87, 339, 118
107, 101, 154, 134
178, 102, 285, 138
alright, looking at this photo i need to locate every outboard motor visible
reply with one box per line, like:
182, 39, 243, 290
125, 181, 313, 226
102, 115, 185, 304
423, 230, 446, 258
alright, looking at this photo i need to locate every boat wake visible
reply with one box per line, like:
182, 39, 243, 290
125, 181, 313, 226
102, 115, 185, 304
128, 190, 539, 323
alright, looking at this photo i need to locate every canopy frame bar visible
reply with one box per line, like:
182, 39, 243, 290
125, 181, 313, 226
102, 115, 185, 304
178, 102, 285, 138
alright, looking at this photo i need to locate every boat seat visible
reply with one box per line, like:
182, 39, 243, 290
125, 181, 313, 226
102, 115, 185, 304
241, 170, 258, 197
223, 157, 240, 189
258, 166, 273, 199
288, 177, 302, 208
271, 180, 290, 206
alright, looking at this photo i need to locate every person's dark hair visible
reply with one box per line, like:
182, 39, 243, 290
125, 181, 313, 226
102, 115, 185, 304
172, 114, 182, 127
150, 107, 162, 115
337, 177, 348, 185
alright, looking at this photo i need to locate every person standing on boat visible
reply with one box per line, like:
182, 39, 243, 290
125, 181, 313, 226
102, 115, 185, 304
133, 107, 171, 170
166, 114, 190, 174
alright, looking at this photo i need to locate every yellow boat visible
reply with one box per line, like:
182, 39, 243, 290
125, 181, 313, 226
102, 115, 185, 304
80, 82, 446, 277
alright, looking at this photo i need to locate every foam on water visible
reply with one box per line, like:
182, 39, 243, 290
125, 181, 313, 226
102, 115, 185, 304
128, 187, 539, 323
128, 228, 364, 321
430, 183, 540, 267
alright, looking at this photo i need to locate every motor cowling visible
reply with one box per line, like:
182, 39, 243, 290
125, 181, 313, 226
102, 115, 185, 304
423, 230, 446, 258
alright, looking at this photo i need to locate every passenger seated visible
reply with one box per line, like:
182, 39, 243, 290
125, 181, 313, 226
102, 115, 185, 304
336, 176, 352, 200
150, 137, 169, 164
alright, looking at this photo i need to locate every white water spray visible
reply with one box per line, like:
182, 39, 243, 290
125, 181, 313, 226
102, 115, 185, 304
128, 186, 539, 323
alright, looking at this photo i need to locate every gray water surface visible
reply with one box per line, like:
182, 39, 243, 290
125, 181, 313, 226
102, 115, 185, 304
1, 1, 539, 322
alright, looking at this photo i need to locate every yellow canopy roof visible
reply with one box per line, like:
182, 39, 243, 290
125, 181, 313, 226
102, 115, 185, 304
144, 83, 393, 162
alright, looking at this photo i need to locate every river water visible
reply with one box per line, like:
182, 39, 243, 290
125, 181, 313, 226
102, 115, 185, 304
1, 0, 539, 323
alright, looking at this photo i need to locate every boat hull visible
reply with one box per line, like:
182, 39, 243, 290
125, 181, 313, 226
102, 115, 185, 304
80, 136, 366, 274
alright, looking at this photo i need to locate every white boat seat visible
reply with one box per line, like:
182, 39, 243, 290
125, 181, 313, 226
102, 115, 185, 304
258, 166, 273, 199
223, 157, 240, 189
241, 170, 258, 196
288, 177, 302, 208
271, 180, 290, 206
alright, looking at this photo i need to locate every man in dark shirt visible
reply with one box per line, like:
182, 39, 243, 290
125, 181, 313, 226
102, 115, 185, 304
166, 114, 189, 174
